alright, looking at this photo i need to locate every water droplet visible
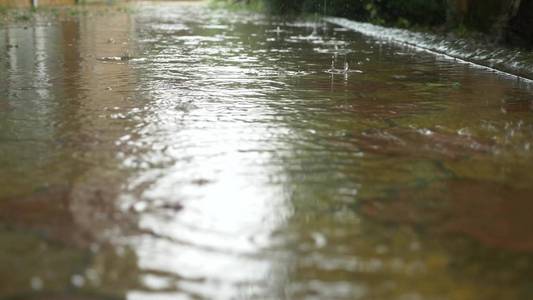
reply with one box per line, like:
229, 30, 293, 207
71, 274, 85, 288
457, 128, 471, 136
133, 201, 148, 212
311, 232, 327, 248
31, 277, 43, 290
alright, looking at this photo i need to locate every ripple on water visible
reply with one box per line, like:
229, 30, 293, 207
1, 2, 533, 300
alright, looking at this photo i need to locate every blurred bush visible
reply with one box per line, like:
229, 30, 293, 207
235, 0, 446, 26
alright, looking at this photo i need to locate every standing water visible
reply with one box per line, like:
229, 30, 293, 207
1, 2, 533, 300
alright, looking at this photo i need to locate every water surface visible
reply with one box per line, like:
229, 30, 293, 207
1, 2, 533, 299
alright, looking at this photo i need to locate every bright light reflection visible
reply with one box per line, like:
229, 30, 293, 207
125, 25, 292, 297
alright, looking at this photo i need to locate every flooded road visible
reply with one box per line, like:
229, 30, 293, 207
2, 2, 533, 299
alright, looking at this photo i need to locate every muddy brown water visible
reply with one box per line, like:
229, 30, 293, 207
1, 2, 533, 299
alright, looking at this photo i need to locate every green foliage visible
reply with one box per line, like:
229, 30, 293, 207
462, 0, 505, 33
225, 0, 448, 27
378, 0, 447, 26
454, 23, 471, 38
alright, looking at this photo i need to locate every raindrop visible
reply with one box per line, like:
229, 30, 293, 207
311, 232, 327, 248
133, 201, 148, 212
71, 274, 85, 288
31, 277, 43, 290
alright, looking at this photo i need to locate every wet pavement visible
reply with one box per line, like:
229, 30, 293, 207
1, 2, 533, 299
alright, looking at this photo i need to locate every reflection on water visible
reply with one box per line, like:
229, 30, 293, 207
1, 2, 533, 299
